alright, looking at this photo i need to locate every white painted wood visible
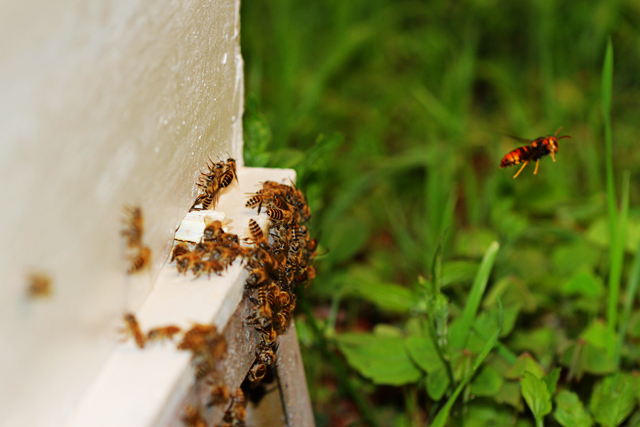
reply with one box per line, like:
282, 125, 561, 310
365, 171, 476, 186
0, 1, 243, 426
67, 167, 296, 427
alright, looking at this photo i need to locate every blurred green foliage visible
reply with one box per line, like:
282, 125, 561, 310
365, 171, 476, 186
241, 0, 640, 425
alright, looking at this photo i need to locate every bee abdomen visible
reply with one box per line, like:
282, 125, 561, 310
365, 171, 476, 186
500, 146, 530, 168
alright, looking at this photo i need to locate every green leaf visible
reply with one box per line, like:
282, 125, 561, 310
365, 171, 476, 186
335, 332, 422, 386
505, 353, 546, 380
554, 390, 593, 427
464, 405, 517, 427
450, 241, 500, 349
344, 267, 417, 314
543, 368, 561, 396
521, 371, 552, 422
473, 303, 520, 339
552, 241, 602, 277
559, 341, 616, 380
495, 381, 524, 411
455, 228, 499, 258
426, 366, 450, 401
405, 335, 445, 374
470, 365, 504, 397
561, 268, 604, 299
581, 319, 615, 350
430, 298, 503, 427
590, 373, 637, 427
510, 327, 556, 362
441, 261, 480, 288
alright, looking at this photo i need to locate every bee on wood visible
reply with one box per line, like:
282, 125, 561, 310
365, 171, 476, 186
247, 362, 267, 384
207, 382, 231, 406
182, 405, 207, 427
225, 157, 238, 183
190, 158, 238, 211
257, 325, 277, 345
27, 273, 52, 298
121, 206, 151, 274
121, 206, 143, 248
255, 341, 277, 366
178, 324, 227, 377
247, 296, 273, 330
265, 207, 293, 224
146, 325, 182, 344
500, 127, 572, 178
121, 313, 146, 349
174, 250, 201, 275
222, 388, 246, 426
245, 267, 269, 288
171, 242, 191, 262
127, 245, 151, 273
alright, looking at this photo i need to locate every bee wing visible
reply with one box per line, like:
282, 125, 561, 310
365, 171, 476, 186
501, 133, 532, 144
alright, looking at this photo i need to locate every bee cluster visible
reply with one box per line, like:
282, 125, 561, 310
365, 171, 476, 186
191, 158, 238, 211
242, 180, 317, 386
121, 158, 317, 426
121, 206, 151, 273
171, 217, 246, 278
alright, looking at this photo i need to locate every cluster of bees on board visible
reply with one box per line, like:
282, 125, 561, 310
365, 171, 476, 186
120, 156, 317, 427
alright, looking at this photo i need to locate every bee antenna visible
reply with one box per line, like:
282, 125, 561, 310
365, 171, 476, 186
554, 126, 563, 136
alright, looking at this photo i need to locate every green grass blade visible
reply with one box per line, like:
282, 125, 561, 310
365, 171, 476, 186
615, 240, 640, 367
450, 241, 500, 349
609, 171, 629, 359
602, 38, 619, 355
430, 298, 503, 427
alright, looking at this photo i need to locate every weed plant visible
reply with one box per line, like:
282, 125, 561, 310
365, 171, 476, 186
242, 1, 640, 426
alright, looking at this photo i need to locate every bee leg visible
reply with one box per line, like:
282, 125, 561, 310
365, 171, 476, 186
533, 159, 540, 175
513, 161, 528, 179
550, 152, 556, 162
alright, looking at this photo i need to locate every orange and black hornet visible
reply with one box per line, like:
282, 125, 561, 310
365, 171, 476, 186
500, 127, 572, 178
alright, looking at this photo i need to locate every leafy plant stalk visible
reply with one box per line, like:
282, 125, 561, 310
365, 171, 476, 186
430, 299, 504, 427
615, 240, 640, 366
602, 38, 619, 354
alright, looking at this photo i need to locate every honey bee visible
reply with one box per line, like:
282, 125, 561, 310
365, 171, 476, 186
146, 325, 182, 344
171, 242, 191, 262
247, 362, 267, 384
500, 127, 572, 178
245, 219, 269, 251
219, 168, 234, 189
255, 341, 277, 366
265, 207, 293, 224
294, 265, 317, 285
225, 157, 238, 183
127, 245, 151, 274
202, 218, 224, 241
27, 273, 52, 298
178, 323, 216, 350
257, 325, 277, 345
121, 206, 143, 248
207, 382, 231, 406
178, 324, 227, 380
247, 299, 273, 330
182, 405, 207, 427
175, 250, 201, 275
222, 388, 246, 426
245, 267, 269, 288
121, 313, 146, 349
